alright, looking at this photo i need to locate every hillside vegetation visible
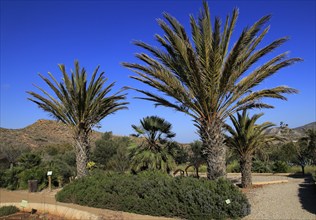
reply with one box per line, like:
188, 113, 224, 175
0, 119, 102, 150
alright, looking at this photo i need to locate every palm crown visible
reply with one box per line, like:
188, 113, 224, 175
123, 1, 301, 179
28, 61, 128, 134
130, 116, 176, 173
27, 61, 128, 177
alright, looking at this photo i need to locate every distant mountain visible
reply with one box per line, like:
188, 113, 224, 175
293, 122, 316, 132
0, 120, 315, 150
267, 122, 316, 139
0, 119, 102, 149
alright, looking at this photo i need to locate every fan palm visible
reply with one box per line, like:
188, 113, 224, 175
27, 61, 128, 178
122, 1, 301, 179
225, 110, 276, 188
130, 116, 176, 173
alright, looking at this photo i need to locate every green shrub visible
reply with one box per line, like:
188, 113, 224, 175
252, 160, 272, 173
272, 161, 289, 173
227, 160, 240, 173
18, 166, 47, 190
0, 205, 20, 217
56, 171, 250, 219
2, 167, 23, 190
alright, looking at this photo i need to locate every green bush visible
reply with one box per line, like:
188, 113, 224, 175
227, 160, 240, 173
18, 166, 47, 190
0, 205, 20, 217
272, 161, 289, 173
56, 171, 250, 219
252, 160, 272, 173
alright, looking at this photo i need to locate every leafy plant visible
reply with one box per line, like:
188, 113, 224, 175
225, 110, 277, 188
130, 116, 177, 173
18, 153, 41, 169
272, 161, 289, 173
56, 171, 250, 219
0, 206, 20, 217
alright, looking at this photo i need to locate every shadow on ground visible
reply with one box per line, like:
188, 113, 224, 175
289, 173, 316, 215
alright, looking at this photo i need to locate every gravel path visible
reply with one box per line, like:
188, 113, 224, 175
243, 174, 316, 220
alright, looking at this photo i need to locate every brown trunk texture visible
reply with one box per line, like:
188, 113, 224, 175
74, 131, 90, 178
240, 155, 253, 188
199, 118, 227, 180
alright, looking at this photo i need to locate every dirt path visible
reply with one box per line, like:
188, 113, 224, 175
0, 189, 175, 220
244, 174, 316, 219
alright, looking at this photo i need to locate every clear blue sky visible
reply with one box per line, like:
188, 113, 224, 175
1, 0, 315, 143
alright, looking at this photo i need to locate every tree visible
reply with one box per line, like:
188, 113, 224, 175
130, 116, 176, 173
225, 110, 276, 188
92, 132, 117, 167
27, 61, 128, 178
292, 129, 316, 175
186, 141, 206, 178
92, 132, 131, 172
122, 1, 301, 179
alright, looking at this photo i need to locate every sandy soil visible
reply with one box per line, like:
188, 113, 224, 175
0, 189, 176, 220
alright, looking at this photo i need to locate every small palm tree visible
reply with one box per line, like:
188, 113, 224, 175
130, 116, 176, 173
122, 1, 301, 180
27, 61, 128, 178
225, 110, 276, 188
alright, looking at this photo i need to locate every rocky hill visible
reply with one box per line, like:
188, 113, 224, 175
0, 119, 102, 149
266, 121, 316, 139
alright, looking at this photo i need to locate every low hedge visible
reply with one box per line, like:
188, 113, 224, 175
56, 171, 250, 219
0, 205, 20, 217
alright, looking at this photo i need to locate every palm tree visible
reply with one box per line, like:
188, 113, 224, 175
225, 110, 276, 188
130, 116, 176, 173
27, 61, 128, 178
122, 2, 301, 179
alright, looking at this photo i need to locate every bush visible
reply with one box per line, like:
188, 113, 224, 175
252, 160, 272, 173
0, 205, 20, 217
227, 160, 240, 173
272, 161, 289, 173
56, 171, 250, 219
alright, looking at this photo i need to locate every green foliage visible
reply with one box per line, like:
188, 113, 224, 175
0, 205, 20, 217
169, 142, 189, 165
92, 132, 119, 167
56, 171, 250, 219
18, 153, 41, 169
123, 1, 300, 179
18, 166, 47, 190
130, 116, 177, 173
92, 132, 131, 172
27, 61, 128, 177
272, 161, 289, 173
252, 160, 272, 173
227, 160, 241, 173
187, 141, 206, 170
1, 167, 23, 189
45, 158, 75, 187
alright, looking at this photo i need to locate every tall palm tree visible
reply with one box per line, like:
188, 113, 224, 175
130, 116, 176, 173
225, 110, 276, 188
122, 2, 301, 179
27, 61, 128, 178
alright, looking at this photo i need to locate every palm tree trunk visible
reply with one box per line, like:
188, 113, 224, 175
199, 118, 226, 180
240, 155, 253, 188
74, 130, 90, 178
